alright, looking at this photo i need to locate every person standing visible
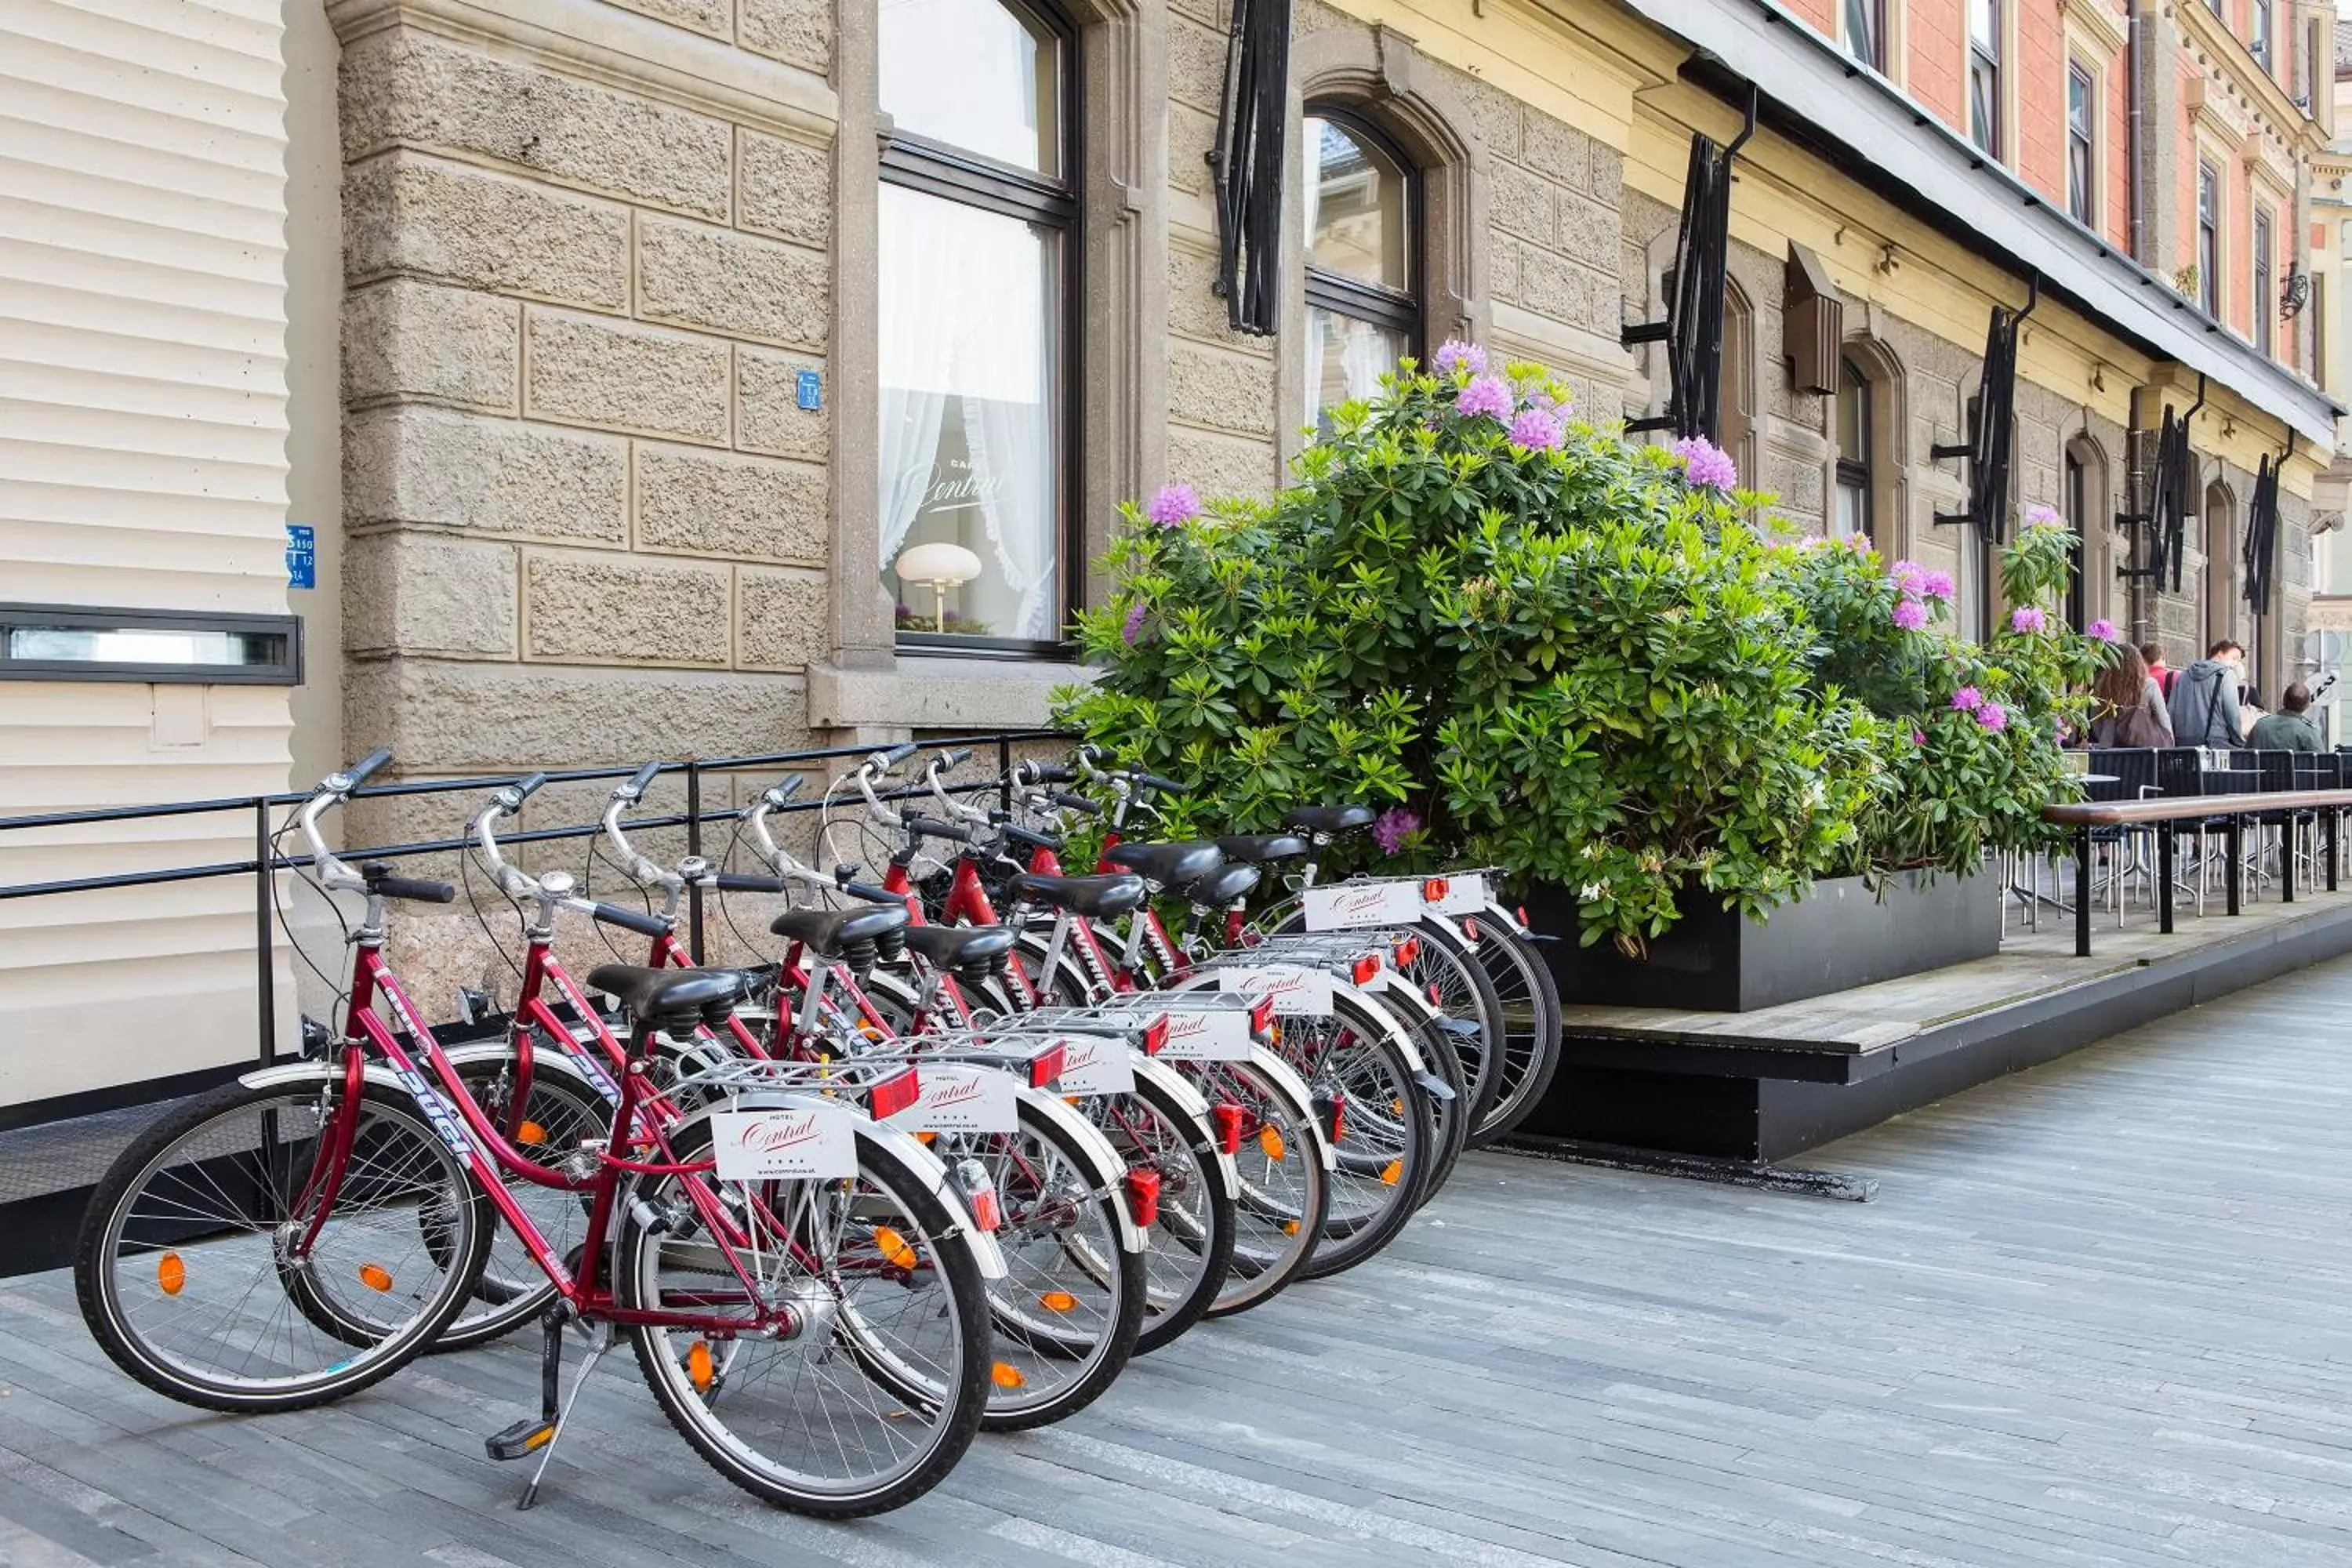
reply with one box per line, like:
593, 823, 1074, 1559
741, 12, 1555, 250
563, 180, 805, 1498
2248, 683, 2325, 753
2168, 640, 2248, 748
2088, 643, 2174, 747
2139, 642, 2177, 700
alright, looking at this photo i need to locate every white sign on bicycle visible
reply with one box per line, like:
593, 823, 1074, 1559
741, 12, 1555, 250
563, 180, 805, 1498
1155, 1005, 1255, 1060
710, 1102, 859, 1180
1052, 1034, 1138, 1094
884, 1064, 1019, 1134
1301, 880, 1421, 931
1216, 964, 1336, 1018
1432, 873, 1488, 916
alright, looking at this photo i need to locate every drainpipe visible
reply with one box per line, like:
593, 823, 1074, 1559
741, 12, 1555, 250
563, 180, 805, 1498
2126, 0, 2146, 262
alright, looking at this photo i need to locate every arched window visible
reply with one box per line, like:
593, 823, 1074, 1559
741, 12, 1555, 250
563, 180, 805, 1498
2204, 480, 2236, 655
1301, 109, 1418, 433
1834, 355, 1872, 540
876, 0, 1074, 649
1722, 282, 1756, 502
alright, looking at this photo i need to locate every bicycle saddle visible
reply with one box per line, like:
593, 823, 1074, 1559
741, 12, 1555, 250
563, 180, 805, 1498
1103, 840, 1223, 888
901, 924, 1016, 969
586, 965, 743, 1028
1178, 862, 1261, 907
1283, 804, 1377, 837
1003, 872, 1149, 920
1214, 833, 1311, 865
770, 903, 911, 958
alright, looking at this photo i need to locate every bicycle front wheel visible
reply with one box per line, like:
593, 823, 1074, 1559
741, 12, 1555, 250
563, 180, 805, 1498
74, 1073, 492, 1412
618, 1118, 990, 1518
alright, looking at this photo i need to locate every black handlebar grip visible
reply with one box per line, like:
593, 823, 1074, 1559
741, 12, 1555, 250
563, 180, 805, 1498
624, 760, 661, 797
1031, 764, 1076, 783
341, 748, 394, 789
511, 771, 550, 803
714, 872, 787, 894
766, 774, 805, 802
904, 814, 975, 844
1135, 771, 1189, 795
935, 747, 975, 771
880, 742, 920, 767
1046, 789, 1102, 816
1001, 822, 1064, 852
843, 880, 909, 905
591, 902, 670, 938
374, 875, 456, 904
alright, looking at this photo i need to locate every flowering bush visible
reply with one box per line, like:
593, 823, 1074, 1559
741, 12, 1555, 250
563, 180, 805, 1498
1058, 349, 2108, 952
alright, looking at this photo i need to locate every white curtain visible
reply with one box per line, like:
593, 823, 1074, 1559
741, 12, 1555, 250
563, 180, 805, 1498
964, 394, 1054, 637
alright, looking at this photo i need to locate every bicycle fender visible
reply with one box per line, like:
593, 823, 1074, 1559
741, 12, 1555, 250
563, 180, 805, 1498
1011, 1086, 1145, 1254
240, 1059, 410, 1096
1129, 1054, 1242, 1200
1240, 1045, 1336, 1172
1338, 976, 1432, 1076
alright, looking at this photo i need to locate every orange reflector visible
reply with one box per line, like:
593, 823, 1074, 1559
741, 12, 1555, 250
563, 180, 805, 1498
1380, 1160, 1404, 1186
1210, 1102, 1243, 1156
516, 1120, 547, 1146
1392, 1097, 1404, 1116
992, 1361, 1027, 1389
1351, 954, 1380, 985
873, 1225, 918, 1271
1040, 1290, 1078, 1313
1394, 937, 1421, 967
1281, 1220, 1301, 1236
524, 1426, 554, 1450
1422, 878, 1448, 902
358, 1264, 394, 1293
157, 1252, 185, 1297
916, 1131, 937, 1145
1258, 1125, 1287, 1162
688, 1341, 715, 1392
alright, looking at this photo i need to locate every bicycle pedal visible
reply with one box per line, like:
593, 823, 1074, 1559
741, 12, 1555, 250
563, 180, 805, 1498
486, 1419, 557, 1461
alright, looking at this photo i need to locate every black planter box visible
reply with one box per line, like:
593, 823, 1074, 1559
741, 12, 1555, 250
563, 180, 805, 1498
1523, 869, 1999, 1013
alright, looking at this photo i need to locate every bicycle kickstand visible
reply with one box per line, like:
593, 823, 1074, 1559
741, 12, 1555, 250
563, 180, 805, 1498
486, 1303, 611, 1510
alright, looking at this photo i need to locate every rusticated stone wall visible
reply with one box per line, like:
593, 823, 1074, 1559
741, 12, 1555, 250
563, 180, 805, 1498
331, 0, 836, 788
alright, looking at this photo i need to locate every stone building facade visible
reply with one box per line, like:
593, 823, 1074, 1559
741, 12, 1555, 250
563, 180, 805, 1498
3, 0, 2344, 1104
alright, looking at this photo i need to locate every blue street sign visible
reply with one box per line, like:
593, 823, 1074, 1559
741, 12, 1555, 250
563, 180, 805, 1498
796, 369, 822, 411
286, 524, 316, 590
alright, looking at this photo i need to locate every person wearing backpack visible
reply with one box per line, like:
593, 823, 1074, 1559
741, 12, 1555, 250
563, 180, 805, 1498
2167, 639, 2247, 748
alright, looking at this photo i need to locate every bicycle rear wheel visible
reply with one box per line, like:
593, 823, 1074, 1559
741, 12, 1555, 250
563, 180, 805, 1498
618, 1117, 989, 1519
1269, 991, 1431, 1279
75, 1073, 491, 1412
1185, 1053, 1330, 1318
1464, 910, 1565, 1145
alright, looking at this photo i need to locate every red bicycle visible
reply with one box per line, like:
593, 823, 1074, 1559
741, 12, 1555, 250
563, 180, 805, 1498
74, 753, 999, 1519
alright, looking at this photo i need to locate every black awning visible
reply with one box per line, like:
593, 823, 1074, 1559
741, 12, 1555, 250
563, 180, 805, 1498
2119, 397, 2194, 593
2244, 452, 2281, 614
1933, 279, 2037, 542
1623, 93, 1754, 443
1210, 0, 1293, 336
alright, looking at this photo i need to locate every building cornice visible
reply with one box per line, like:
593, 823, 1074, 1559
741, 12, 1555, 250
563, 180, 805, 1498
1610, 0, 2342, 446
2059, 0, 2129, 59
2172, 0, 2326, 160
326, 0, 838, 143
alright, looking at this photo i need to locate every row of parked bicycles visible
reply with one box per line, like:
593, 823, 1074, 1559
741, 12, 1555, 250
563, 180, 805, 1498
71, 745, 1566, 1517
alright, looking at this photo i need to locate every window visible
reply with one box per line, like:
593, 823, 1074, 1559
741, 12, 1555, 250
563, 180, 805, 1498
1302, 111, 1417, 434
2253, 206, 2274, 354
2067, 65, 2096, 226
2307, 20, 2323, 107
2197, 162, 2220, 316
0, 604, 302, 684
2063, 450, 2089, 631
2205, 481, 2237, 654
1844, 0, 1883, 70
1968, 0, 2002, 157
2251, 0, 2272, 72
1835, 357, 1872, 540
877, 0, 1073, 650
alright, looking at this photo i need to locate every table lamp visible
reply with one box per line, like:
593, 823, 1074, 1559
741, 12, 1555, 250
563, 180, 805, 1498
894, 542, 982, 633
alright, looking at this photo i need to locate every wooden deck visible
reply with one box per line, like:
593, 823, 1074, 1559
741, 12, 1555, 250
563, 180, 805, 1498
4, 953, 2351, 1566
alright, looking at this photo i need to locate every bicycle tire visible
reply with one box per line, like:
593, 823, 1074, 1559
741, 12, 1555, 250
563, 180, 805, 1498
1463, 908, 1565, 1145
1185, 1051, 1331, 1318
618, 1115, 990, 1519
75, 1073, 492, 1414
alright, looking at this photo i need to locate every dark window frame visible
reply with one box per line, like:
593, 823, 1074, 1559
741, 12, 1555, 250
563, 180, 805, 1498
1968, 0, 2002, 158
1835, 355, 1873, 539
0, 604, 303, 684
1301, 104, 1424, 420
1843, 0, 1885, 71
2066, 62, 2096, 227
2252, 204, 2274, 355
2197, 162, 2220, 316
2251, 0, 2272, 71
2063, 449, 2089, 631
879, 0, 1083, 659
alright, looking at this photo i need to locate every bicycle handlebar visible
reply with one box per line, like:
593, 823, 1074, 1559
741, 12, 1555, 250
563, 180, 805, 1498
904, 814, 975, 844
617, 760, 661, 802
590, 902, 669, 938
935, 746, 974, 771
338, 748, 393, 792
880, 742, 920, 768
714, 870, 788, 894
372, 872, 458, 905
1045, 789, 1101, 817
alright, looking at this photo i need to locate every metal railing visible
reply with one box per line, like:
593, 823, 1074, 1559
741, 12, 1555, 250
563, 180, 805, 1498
0, 731, 1069, 1123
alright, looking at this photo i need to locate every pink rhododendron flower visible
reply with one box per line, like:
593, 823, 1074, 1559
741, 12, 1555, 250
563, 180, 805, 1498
1508, 408, 1564, 452
1889, 560, 1926, 594
1371, 807, 1421, 855
1910, 728, 1927, 746
1919, 569, 1956, 601
1976, 702, 2009, 731
1671, 435, 1737, 490
1951, 686, 1984, 713
1891, 597, 1928, 630
2088, 618, 2118, 641
1433, 339, 1488, 376
1454, 375, 1514, 421
1121, 602, 1147, 644
2023, 504, 2063, 529
2010, 606, 2048, 634
1145, 484, 1200, 527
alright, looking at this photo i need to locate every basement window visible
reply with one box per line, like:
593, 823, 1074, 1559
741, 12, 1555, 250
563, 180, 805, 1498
0, 605, 303, 684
